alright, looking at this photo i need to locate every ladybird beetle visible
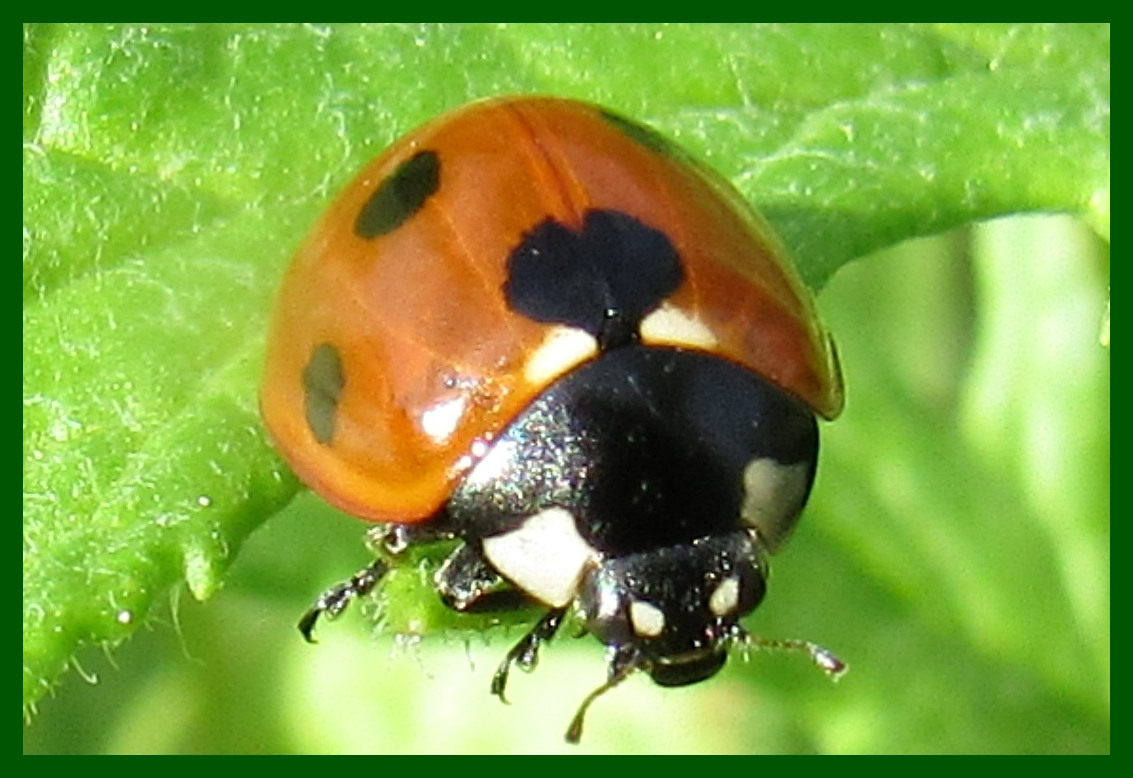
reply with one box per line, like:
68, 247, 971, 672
261, 96, 845, 743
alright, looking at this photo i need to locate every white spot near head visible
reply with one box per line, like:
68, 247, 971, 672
741, 458, 811, 553
708, 576, 741, 618
481, 507, 600, 608
640, 305, 718, 350
524, 326, 598, 386
420, 395, 467, 443
629, 600, 666, 637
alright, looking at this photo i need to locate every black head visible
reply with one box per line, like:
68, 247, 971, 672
579, 531, 767, 686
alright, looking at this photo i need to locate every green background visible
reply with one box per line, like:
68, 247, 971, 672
24, 24, 1109, 754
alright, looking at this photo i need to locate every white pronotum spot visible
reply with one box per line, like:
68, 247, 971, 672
640, 305, 718, 350
481, 507, 600, 608
523, 326, 599, 386
629, 600, 666, 637
740, 457, 810, 553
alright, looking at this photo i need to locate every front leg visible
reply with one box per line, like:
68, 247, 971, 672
490, 607, 567, 703
299, 521, 453, 642
298, 558, 390, 642
434, 541, 514, 612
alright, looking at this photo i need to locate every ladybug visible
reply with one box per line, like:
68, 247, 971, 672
261, 96, 845, 743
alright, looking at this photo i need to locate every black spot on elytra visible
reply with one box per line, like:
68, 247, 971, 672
503, 210, 683, 351
303, 343, 345, 445
354, 150, 440, 238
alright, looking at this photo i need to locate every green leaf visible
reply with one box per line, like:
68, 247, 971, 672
24, 24, 1108, 752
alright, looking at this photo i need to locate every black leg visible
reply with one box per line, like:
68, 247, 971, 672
564, 644, 644, 744
367, 521, 452, 556
299, 521, 459, 641
298, 558, 390, 642
490, 607, 567, 703
434, 542, 510, 612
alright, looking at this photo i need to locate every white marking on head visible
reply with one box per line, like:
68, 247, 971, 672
640, 305, 718, 350
524, 326, 599, 386
629, 600, 666, 637
420, 396, 466, 443
708, 576, 741, 618
481, 508, 600, 607
741, 458, 811, 553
